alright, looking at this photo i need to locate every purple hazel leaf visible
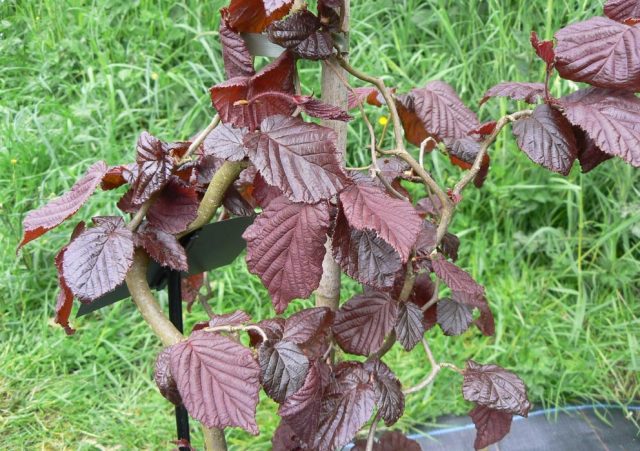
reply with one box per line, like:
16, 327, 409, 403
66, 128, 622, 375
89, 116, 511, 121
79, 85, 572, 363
364, 359, 405, 426
155, 347, 182, 406
169, 330, 261, 434
431, 255, 485, 297
512, 104, 578, 175
243, 196, 331, 313
530, 31, 555, 66
479, 82, 546, 106
559, 87, 640, 167
62, 216, 134, 302
267, 10, 334, 60
332, 292, 398, 356
219, 19, 254, 79
259, 340, 309, 403
469, 404, 513, 450
332, 208, 402, 289
202, 123, 248, 162
133, 223, 188, 272
339, 177, 422, 262
146, 177, 199, 234
243, 115, 348, 203
208, 310, 251, 328
437, 298, 473, 336
131, 132, 174, 204
462, 360, 531, 417
314, 362, 376, 450
394, 301, 425, 351
19, 161, 108, 250
604, 0, 640, 22
554, 17, 640, 91
210, 51, 296, 130
282, 307, 334, 344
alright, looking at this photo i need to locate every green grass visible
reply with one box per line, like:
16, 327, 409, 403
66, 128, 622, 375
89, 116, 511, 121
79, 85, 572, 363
1, 0, 639, 449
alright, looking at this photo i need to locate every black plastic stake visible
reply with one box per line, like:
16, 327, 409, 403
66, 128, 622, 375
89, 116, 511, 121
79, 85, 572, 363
168, 270, 191, 450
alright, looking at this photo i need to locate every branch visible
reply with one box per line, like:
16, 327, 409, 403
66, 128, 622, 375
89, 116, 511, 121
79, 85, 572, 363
181, 160, 248, 236
204, 324, 269, 343
365, 410, 382, 451
125, 250, 227, 450
179, 114, 220, 164
403, 338, 462, 395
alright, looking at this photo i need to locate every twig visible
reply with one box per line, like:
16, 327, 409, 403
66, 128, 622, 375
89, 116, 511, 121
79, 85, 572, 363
365, 411, 382, 451
179, 114, 220, 164
126, 197, 154, 232
199, 274, 216, 319
403, 338, 462, 395
421, 279, 440, 312
419, 137, 437, 169
204, 324, 269, 343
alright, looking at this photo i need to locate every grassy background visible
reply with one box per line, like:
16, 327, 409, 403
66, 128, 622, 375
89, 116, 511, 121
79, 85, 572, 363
1, 0, 639, 449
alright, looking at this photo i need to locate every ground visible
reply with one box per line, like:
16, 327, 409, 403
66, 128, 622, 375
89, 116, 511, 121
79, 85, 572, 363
1, 0, 639, 449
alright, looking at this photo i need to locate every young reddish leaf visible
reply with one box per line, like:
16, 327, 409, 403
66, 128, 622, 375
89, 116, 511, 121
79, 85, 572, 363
267, 10, 334, 60
445, 137, 491, 188
243, 196, 331, 313
559, 87, 640, 167
210, 51, 296, 130
62, 217, 134, 302
462, 360, 531, 416
332, 209, 402, 289
437, 298, 473, 336
53, 222, 85, 335
259, 340, 309, 404
223, 184, 255, 217
208, 310, 251, 328
339, 178, 422, 262
512, 104, 578, 175
134, 223, 188, 271
243, 115, 347, 203
146, 178, 199, 234
202, 123, 248, 162
131, 132, 174, 204
479, 82, 546, 106
290, 95, 352, 121
248, 91, 352, 121
314, 362, 376, 450
155, 347, 182, 406
605, 0, 640, 22
219, 19, 254, 79
440, 232, 460, 261
101, 164, 131, 190
333, 292, 398, 356
354, 431, 421, 451
249, 318, 286, 347
432, 255, 484, 297
469, 404, 513, 450
263, 0, 295, 15
469, 120, 497, 137
182, 273, 204, 312
573, 126, 613, 172
252, 172, 282, 208
398, 81, 479, 145
19, 161, 107, 250
555, 17, 640, 91
224, 0, 293, 33
364, 359, 405, 426
530, 31, 555, 65
348, 86, 386, 109
394, 301, 425, 351
170, 331, 261, 433
283, 307, 334, 344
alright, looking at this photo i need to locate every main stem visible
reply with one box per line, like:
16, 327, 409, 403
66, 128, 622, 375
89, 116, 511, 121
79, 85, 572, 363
315, 0, 350, 311
125, 160, 244, 451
